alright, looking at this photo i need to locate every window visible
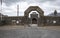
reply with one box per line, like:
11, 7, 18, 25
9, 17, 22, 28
12, 20, 16, 22
53, 21, 56, 24
16, 21, 19, 24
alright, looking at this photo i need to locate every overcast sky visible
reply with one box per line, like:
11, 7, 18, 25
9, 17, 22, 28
0, 0, 60, 16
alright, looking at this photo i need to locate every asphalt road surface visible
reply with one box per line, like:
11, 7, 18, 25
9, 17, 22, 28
0, 27, 60, 38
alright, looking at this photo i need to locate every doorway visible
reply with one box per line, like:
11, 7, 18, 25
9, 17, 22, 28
30, 18, 37, 27
32, 18, 37, 24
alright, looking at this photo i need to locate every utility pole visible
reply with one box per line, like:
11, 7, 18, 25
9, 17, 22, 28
17, 5, 19, 16
16, 5, 19, 24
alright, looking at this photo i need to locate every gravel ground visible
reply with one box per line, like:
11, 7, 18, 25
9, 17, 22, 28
0, 26, 60, 38
0, 25, 60, 30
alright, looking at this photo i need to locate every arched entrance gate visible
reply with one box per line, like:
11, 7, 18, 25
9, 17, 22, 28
24, 6, 44, 26
32, 18, 37, 24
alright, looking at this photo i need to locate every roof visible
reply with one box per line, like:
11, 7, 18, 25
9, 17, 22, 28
0, 13, 8, 17
48, 13, 60, 17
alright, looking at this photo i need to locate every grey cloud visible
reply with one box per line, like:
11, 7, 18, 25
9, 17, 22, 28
3, 0, 20, 3
48, 0, 60, 6
1, 0, 20, 6
24, 0, 56, 3
3, 0, 26, 4
1, 0, 56, 3
44, 0, 55, 1
1, 0, 56, 6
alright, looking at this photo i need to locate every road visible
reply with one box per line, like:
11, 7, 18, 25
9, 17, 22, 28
0, 27, 60, 38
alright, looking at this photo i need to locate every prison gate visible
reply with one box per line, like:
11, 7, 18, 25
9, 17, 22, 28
0, 6, 60, 26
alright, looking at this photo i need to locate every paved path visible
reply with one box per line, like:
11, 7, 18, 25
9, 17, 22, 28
30, 24, 38, 27
0, 27, 60, 38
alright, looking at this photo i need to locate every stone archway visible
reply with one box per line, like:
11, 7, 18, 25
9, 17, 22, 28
24, 6, 44, 26
24, 6, 44, 17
